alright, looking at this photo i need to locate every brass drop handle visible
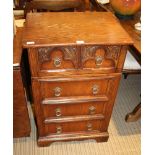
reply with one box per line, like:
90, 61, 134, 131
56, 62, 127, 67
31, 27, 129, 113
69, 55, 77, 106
87, 123, 93, 131
92, 85, 99, 95
56, 126, 62, 134
89, 106, 96, 115
53, 57, 61, 67
95, 56, 103, 66
53, 87, 62, 97
55, 108, 61, 117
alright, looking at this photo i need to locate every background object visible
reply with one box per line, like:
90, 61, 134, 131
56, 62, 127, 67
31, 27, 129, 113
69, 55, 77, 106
97, 0, 109, 5
110, 0, 141, 19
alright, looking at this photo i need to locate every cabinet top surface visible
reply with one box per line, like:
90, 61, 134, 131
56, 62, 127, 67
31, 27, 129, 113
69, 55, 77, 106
22, 12, 133, 47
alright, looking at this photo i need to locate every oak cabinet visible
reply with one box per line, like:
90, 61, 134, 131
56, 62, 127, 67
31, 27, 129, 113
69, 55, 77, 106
22, 12, 133, 146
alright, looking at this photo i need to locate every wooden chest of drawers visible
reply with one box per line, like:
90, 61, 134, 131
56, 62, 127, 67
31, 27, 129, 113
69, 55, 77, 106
22, 12, 133, 146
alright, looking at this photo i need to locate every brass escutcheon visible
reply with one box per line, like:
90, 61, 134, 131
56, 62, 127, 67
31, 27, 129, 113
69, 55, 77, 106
55, 108, 61, 117
87, 123, 93, 131
56, 126, 62, 134
92, 85, 99, 95
53, 87, 62, 97
89, 106, 96, 115
53, 57, 61, 67
95, 56, 103, 66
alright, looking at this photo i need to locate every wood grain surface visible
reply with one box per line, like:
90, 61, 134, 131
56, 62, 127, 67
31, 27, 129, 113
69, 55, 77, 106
22, 12, 133, 47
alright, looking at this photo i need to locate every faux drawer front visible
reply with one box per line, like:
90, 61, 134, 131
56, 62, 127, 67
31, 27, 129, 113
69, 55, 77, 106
38, 46, 78, 71
40, 78, 109, 98
43, 101, 106, 118
81, 45, 121, 72
45, 120, 106, 135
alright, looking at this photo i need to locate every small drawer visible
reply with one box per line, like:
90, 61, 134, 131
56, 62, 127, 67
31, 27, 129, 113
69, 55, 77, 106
81, 45, 121, 72
43, 101, 106, 118
38, 46, 78, 71
45, 119, 106, 135
40, 78, 110, 98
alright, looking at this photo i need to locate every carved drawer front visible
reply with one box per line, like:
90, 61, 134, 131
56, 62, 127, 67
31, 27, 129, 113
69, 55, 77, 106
42, 101, 106, 118
40, 78, 110, 99
37, 46, 78, 72
81, 45, 121, 72
45, 119, 106, 135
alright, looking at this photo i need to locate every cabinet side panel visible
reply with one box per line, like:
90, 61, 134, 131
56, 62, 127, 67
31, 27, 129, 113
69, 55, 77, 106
31, 80, 46, 137
28, 48, 39, 77
104, 73, 121, 129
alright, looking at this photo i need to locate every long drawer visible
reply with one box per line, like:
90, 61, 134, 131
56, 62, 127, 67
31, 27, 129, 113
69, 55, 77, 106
39, 76, 115, 99
42, 100, 107, 118
45, 119, 106, 135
